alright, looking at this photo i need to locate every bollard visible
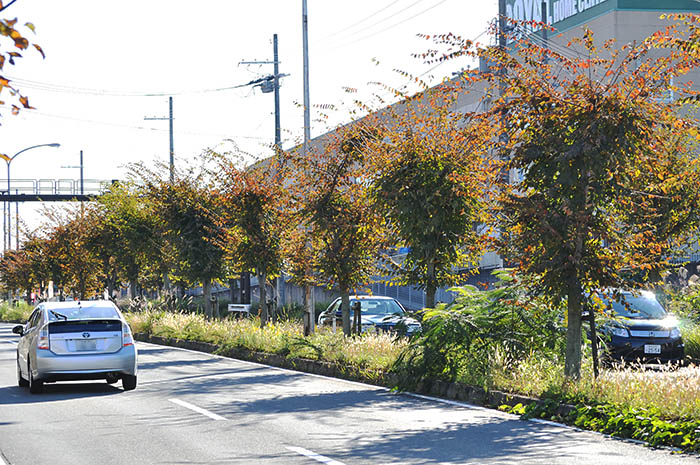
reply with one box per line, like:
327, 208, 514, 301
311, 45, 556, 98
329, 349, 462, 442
352, 301, 361, 335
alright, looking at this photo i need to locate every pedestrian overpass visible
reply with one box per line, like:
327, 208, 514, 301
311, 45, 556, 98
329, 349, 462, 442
0, 178, 115, 201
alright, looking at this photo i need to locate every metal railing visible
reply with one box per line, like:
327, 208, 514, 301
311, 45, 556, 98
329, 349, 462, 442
0, 179, 115, 196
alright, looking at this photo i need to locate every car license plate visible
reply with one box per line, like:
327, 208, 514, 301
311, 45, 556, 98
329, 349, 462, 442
75, 339, 97, 351
644, 344, 661, 354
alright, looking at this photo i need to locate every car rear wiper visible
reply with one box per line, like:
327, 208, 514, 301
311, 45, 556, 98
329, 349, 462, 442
50, 310, 68, 321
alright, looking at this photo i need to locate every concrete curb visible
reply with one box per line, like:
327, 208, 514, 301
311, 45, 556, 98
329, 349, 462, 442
134, 332, 557, 413
133, 332, 696, 456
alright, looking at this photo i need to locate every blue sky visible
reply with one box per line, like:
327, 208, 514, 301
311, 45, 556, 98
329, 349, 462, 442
0, 0, 497, 230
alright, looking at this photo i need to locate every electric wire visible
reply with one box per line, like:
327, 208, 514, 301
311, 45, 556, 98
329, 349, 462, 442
319, 0, 430, 47
323, 0, 450, 52
317, 0, 404, 41
509, 22, 585, 62
5, 76, 256, 98
3, 106, 273, 141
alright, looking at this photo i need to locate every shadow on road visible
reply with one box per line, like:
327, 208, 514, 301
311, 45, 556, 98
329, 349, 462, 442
327, 418, 599, 464
0, 382, 123, 405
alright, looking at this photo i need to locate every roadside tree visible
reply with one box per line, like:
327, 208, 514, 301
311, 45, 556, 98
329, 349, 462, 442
96, 182, 168, 298
291, 124, 387, 335
42, 205, 105, 300
214, 153, 288, 326
155, 176, 225, 318
471, 24, 700, 379
368, 94, 498, 309
0, 248, 32, 301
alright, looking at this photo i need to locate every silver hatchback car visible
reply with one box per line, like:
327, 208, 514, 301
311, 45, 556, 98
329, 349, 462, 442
13, 300, 138, 394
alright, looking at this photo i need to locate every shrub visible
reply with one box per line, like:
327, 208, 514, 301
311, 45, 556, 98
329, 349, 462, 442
392, 271, 566, 390
118, 295, 195, 314
0, 302, 33, 323
681, 322, 700, 361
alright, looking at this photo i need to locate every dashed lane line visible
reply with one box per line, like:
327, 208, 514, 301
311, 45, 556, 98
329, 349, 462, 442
168, 398, 227, 421
286, 446, 346, 465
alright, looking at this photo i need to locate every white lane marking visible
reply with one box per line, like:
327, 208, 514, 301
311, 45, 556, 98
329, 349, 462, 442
286, 446, 346, 465
0, 451, 8, 465
168, 398, 227, 421
139, 342, 508, 415
138, 341, 647, 448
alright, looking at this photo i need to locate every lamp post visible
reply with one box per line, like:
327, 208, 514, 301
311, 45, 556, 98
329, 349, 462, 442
3, 143, 60, 250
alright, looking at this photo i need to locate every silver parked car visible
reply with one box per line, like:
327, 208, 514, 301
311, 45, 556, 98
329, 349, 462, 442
13, 300, 138, 394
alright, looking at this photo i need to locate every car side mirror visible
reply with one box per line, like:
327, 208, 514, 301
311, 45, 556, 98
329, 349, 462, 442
12, 325, 24, 336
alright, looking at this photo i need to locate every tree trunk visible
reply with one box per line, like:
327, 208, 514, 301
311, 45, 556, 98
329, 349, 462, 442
107, 277, 115, 302
203, 278, 212, 319
589, 305, 600, 379
258, 272, 268, 327
565, 279, 583, 379
425, 262, 436, 309
162, 272, 172, 298
341, 289, 351, 336
303, 283, 313, 336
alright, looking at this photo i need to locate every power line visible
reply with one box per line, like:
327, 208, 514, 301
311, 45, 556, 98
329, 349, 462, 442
317, 0, 414, 42
4, 76, 255, 98
4, 106, 274, 141
320, 0, 451, 52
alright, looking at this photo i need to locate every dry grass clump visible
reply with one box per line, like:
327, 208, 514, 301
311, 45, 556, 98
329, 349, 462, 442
126, 309, 700, 420
488, 352, 700, 420
125, 310, 405, 372
593, 364, 700, 419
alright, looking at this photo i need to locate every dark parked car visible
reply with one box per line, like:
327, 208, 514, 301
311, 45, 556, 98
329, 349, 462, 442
318, 295, 421, 336
591, 290, 684, 365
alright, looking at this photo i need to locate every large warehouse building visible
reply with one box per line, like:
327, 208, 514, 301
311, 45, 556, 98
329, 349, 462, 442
274, 0, 700, 310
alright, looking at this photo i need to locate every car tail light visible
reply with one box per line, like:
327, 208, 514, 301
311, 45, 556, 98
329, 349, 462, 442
122, 323, 134, 347
37, 327, 50, 350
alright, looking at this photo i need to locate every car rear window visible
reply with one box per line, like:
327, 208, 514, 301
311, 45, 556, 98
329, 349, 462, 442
49, 320, 122, 333
47, 306, 119, 321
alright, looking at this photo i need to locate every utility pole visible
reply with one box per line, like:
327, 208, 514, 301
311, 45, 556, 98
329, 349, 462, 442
302, 0, 311, 151
169, 97, 174, 182
145, 97, 175, 182
542, 1, 549, 65
238, 36, 288, 310
498, 0, 506, 69
498, 0, 509, 185
80, 150, 84, 194
272, 33, 286, 310
14, 189, 18, 249
61, 150, 85, 195
239, 42, 287, 161
302, 0, 315, 335
273, 34, 282, 160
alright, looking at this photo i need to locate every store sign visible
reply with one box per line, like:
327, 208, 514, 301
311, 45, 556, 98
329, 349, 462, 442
506, 0, 609, 27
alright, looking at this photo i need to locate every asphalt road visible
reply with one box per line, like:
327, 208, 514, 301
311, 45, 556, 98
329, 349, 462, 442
1, 322, 698, 465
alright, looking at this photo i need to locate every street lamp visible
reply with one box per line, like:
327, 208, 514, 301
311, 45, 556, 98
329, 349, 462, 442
2, 143, 60, 250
